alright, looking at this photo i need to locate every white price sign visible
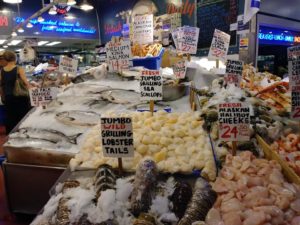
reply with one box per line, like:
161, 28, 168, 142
101, 117, 134, 158
140, 70, 163, 101
133, 14, 153, 45
218, 103, 250, 141
178, 26, 199, 54
173, 60, 187, 79
224, 60, 244, 87
208, 29, 231, 61
59, 56, 78, 75
106, 39, 132, 72
29, 87, 59, 107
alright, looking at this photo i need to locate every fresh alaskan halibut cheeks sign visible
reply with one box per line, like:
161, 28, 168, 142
101, 117, 134, 158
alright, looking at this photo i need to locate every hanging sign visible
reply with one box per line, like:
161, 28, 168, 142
59, 56, 78, 75
208, 29, 231, 61
106, 38, 132, 72
140, 70, 163, 101
101, 117, 134, 158
173, 60, 187, 79
133, 14, 154, 45
171, 26, 199, 54
218, 102, 250, 141
224, 60, 244, 86
29, 87, 59, 107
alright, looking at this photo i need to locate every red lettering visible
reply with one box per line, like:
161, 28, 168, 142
167, 0, 195, 18
0, 16, 8, 27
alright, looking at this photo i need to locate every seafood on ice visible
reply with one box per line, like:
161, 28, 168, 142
55, 110, 101, 127
205, 151, 300, 225
70, 111, 220, 180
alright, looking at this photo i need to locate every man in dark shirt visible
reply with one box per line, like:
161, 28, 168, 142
0, 51, 7, 70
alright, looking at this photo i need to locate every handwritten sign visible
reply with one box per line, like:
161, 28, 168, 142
208, 29, 231, 61
173, 60, 187, 79
179, 26, 199, 54
29, 87, 59, 107
106, 39, 132, 72
101, 117, 134, 158
140, 70, 163, 101
58, 56, 78, 75
218, 102, 250, 141
288, 46, 300, 120
224, 60, 243, 86
133, 14, 153, 45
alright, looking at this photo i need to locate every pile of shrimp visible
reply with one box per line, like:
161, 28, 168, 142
271, 133, 300, 175
205, 151, 300, 225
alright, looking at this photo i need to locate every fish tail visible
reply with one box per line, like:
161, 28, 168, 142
68, 133, 82, 144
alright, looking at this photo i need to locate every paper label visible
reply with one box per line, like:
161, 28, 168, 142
172, 26, 199, 55
101, 117, 134, 158
29, 87, 59, 107
224, 60, 243, 86
218, 102, 250, 141
106, 39, 132, 72
58, 56, 78, 75
140, 70, 163, 101
208, 29, 231, 61
133, 14, 153, 45
173, 60, 187, 79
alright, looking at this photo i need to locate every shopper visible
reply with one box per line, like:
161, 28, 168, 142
0, 51, 7, 70
0, 50, 31, 134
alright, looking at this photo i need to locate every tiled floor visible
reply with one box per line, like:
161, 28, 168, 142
0, 127, 33, 225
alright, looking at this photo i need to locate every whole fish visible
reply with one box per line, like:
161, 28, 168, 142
130, 159, 158, 217
84, 99, 109, 109
10, 128, 81, 145
94, 165, 117, 198
55, 110, 101, 127
178, 178, 217, 225
98, 89, 140, 104
7, 137, 58, 149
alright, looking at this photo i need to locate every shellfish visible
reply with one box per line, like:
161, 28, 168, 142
94, 164, 117, 198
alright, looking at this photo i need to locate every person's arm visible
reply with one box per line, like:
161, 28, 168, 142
18, 67, 31, 89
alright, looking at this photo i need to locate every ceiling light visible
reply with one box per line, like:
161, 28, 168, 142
26, 23, 33, 28
67, 0, 76, 6
11, 31, 17, 37
65, 14, 75, 20
0, 40, 6, 45
0, 49, 4, 51
38, 41, 49, 46
8, 40, 22, 46
45, 41, 61, 46
34, 32, 40, 35
0, 9, 10, 14
49, 7, 57, 15
3, 46, 8, 48
80, 0, 94, 11
3, 0, 22, 4
15, 48, 22, 52
17, 27, 24, 33
37, 16, 45, 22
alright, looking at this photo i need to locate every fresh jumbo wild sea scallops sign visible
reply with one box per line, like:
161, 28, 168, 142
218, 102, 250, 141
101, 117, 134, 158
140, 70, 163, 101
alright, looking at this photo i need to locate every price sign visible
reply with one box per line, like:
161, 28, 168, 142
218, 102, 250, 141
133, 14, 153, 45
140, 70, 163, 101
208, 29, 231, 61
101, 117, 134, 158
178, 26, 199, 54
29, 87, 59, 107
106, 39, 132, 72
173, 60, 187, 79
58, 56, 78, 75
288, 46, 300, 120
224, 60, 243, 86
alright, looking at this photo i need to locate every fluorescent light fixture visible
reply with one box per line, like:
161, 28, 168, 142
80, 0, 94, 11
34, 32, 40, 35
8, 40, 22, 46
11, 31, 17, 37
26, 23, 33, 28
46, 41, 61, 46
38, 41, 49, 46
37, 16, 45, 22
49, 7, 57, 15
67, 0, 76, 6
65, 14, 75, 20
0, 9, 10, 14
0, 40, 6, 45
17, 27, 24, 33
3, 45, 8, 48
0, 48, 4, 51
3, 0, 22, 4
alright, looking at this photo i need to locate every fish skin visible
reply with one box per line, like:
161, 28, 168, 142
7, 137, 58, 149
10, 127, 81, 145
55, 111, 100, 127
98, 89, 140, 105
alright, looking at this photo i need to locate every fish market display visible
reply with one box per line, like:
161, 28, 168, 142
55, 111, 101, 127
130, 159, 158, 216
98, 89, 140, 105
206, 151, 300, 225
31, 160, 218, 225
178, 178, 217, 225
132, 43, 162, 58
271, 132, 300, 176
70, 111, 218, 180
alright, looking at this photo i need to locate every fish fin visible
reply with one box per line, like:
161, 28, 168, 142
68, 133, 82, 144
